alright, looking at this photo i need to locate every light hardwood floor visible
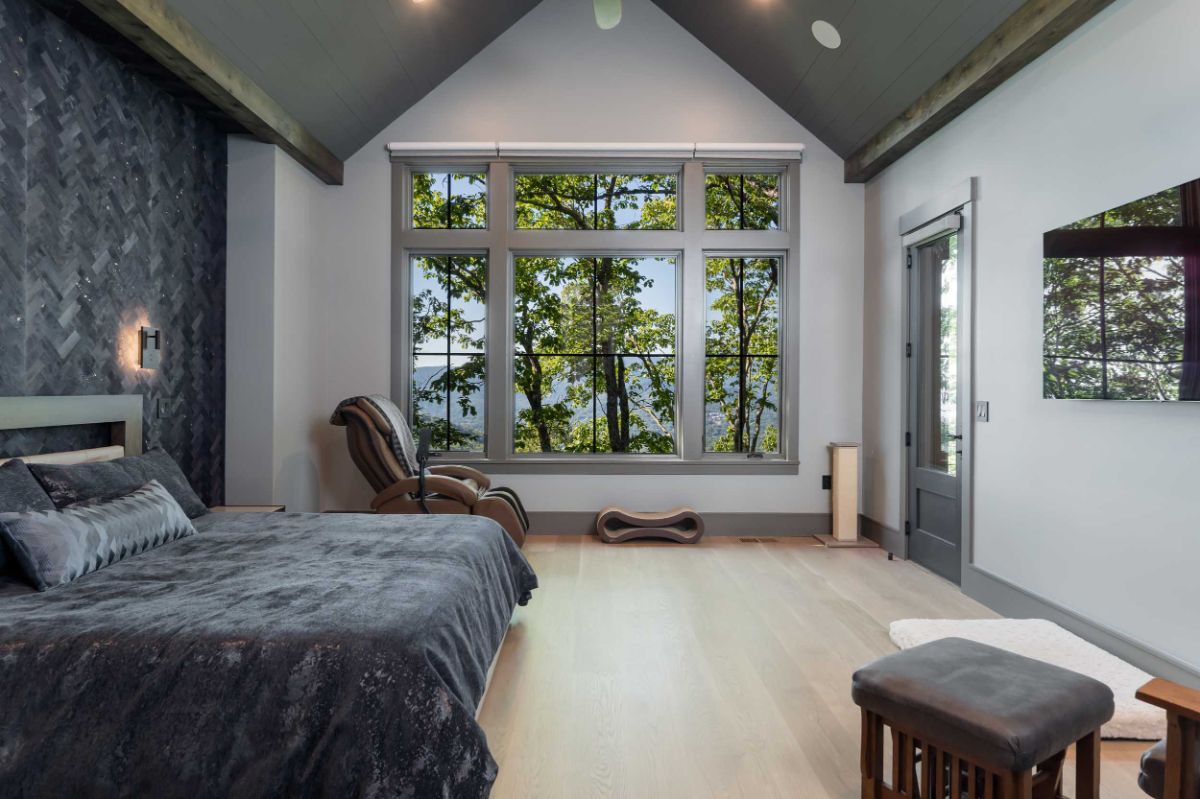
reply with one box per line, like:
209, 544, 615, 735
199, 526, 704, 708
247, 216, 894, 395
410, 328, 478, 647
479, 535, 1150, 799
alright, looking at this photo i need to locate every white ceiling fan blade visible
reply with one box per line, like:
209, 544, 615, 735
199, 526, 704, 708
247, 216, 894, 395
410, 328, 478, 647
594, 0, 621, 30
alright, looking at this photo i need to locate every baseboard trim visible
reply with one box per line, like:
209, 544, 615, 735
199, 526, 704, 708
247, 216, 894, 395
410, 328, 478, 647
963, 564, 1200, 688
860, 515, 904, 554
526, 511, 831, 537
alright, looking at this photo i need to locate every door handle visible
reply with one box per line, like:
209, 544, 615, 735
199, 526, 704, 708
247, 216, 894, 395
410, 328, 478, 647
950, 434, 963, 440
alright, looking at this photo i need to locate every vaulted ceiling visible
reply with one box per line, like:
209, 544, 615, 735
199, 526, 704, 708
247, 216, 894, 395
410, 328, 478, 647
159, 0, 1024, 163
164, 0, 542, 160
651, 0, 1026, 159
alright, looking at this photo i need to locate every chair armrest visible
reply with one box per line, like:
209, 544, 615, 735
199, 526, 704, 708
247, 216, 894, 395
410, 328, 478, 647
1137, 678, 1200, 723
429, 464, 491, 490
371, 475, 479, 509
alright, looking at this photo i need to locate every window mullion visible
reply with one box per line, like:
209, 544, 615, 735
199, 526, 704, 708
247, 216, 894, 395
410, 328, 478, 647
680, 160, 707, 461
485, 161, 511, 461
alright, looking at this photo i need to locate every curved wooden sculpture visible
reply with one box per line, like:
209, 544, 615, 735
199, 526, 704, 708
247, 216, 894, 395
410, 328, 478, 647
595, 506, 704, 544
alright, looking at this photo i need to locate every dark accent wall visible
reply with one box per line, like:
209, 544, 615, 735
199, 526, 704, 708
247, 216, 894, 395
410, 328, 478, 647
0, 0, 227, 502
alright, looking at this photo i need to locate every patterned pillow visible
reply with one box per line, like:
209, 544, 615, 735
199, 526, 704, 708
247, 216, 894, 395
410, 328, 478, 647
29, 448, 208, 518
0, 480, 196, 591
0, 459, 56, 575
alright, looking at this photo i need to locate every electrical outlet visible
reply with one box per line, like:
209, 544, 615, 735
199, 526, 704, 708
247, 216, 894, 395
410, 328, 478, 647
975, 401, 990, 422
821, 474, 832, 490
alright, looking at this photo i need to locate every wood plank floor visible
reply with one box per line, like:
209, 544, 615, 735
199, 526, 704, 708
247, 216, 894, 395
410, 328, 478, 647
479, 535, 1150, 799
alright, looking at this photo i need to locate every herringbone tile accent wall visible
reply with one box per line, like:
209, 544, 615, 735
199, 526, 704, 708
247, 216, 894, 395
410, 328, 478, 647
0, 0, 227, 503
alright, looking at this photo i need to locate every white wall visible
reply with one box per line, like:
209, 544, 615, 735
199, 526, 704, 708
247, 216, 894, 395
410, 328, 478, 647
863, 0, 1200, 669
235, 0, 866, 517
226, 140, 326, 511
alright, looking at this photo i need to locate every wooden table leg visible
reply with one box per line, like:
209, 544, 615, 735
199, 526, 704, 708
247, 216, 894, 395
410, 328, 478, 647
1075, 730, 1100, 799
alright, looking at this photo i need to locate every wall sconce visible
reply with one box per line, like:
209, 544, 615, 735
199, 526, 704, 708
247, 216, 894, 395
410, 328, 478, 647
140, 326, 161, 369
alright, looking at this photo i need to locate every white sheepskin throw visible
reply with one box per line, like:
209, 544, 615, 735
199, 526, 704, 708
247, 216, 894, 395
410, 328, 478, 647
888, 618, 1164, 740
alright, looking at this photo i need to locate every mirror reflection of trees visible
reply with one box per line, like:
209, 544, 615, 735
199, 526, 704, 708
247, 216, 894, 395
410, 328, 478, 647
1044, 181, 1198, 401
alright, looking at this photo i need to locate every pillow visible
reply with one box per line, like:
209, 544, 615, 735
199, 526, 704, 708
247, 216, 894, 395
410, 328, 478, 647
0, 480, 196, 591
0, 459, 57, 574
30, 448, 207, 518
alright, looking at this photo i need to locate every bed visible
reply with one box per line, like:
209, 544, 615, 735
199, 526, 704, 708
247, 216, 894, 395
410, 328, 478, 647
0, 396, 537, 798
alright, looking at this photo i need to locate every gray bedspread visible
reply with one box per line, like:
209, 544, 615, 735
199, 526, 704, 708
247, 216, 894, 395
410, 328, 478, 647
0, 511, 538, 798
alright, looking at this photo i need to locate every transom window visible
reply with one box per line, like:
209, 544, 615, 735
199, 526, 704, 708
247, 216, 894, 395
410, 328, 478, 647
514, 173, 678, 230
393, 156, 800, 473
412, 171, 487, 229
705, 172, 781, 230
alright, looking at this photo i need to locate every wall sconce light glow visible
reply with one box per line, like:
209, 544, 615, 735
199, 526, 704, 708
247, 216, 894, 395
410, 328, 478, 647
140, 326, 162, 370
811, 20, 841, 49
594, 0, 621, 29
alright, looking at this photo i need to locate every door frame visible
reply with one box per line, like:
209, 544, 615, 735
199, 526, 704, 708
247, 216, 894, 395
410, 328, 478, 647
898, 178, 976, 582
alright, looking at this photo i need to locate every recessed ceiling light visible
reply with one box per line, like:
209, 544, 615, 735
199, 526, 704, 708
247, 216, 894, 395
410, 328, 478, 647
811, 20, 841, 50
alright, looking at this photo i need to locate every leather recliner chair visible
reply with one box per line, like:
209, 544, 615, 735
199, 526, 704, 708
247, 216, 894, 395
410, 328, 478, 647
330, 395, 529, 547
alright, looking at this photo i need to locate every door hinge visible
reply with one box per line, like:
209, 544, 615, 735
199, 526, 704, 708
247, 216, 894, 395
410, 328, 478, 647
906, 253, 912, 269
905, 342, 912, 358
904, 521, 911, 536
905, 432, 911, 447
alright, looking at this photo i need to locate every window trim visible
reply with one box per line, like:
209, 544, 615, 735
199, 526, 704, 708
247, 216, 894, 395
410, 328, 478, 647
392, 157, 802, 474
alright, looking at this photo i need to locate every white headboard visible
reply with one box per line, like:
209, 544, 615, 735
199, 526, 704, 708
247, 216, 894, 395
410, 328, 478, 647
0, 396, 142, 466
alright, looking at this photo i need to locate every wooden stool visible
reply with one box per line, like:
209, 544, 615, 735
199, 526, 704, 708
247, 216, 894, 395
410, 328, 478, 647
852, 638, 1114, 799
594, 506, 704, 544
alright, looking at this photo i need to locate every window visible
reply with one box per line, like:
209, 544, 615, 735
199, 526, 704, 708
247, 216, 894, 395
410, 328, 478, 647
513, 255, 677, 453
515, 173, 677, 230
412, 171, 487, 229
705, 173, 781, 230
704, 256, 781, 453
394, 156, 799, 472
410, 254, 487, 451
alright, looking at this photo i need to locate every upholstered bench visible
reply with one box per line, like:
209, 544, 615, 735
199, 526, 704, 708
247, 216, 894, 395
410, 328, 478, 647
852, 637, 1115, 799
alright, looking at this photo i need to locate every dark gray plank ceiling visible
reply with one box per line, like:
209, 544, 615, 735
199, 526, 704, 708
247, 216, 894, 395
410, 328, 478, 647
157, 0, 1028, 164
164, 0, 541, 160
648, 0, 1026, 158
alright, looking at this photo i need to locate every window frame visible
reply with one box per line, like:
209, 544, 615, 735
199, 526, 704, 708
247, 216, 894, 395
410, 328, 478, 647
392, 158, 801, 474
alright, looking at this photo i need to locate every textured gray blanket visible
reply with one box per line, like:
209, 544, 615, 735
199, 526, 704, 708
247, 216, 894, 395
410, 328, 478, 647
0, 511, 538, 798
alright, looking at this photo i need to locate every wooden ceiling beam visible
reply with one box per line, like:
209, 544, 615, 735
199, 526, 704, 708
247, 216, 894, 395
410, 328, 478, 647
36, 0, 344, 186
843, 0, 1117, 184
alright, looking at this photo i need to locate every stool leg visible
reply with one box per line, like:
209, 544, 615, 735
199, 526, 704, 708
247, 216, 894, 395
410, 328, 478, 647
1074, 730, 1100, 799
861, 709, 882, 799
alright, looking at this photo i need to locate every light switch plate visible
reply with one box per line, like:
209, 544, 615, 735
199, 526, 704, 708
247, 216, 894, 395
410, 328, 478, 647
975, 401, 989, 422
157, 398, 183, 418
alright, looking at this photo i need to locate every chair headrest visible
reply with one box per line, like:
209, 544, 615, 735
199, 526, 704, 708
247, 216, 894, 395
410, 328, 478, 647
330, 395, 420, 479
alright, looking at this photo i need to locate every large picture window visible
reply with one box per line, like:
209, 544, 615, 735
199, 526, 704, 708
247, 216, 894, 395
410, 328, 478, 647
513, 255, 677, 453
393, 155, 800, 472
704, 256, 781, 453
410, 254, 487, 451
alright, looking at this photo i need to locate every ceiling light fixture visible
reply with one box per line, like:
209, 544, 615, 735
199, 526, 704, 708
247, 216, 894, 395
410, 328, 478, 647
594, 0, 621, 30
811, 19, 841, 49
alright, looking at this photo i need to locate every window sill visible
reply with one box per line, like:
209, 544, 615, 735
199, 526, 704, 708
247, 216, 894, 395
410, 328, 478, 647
442, 459, 800, 476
